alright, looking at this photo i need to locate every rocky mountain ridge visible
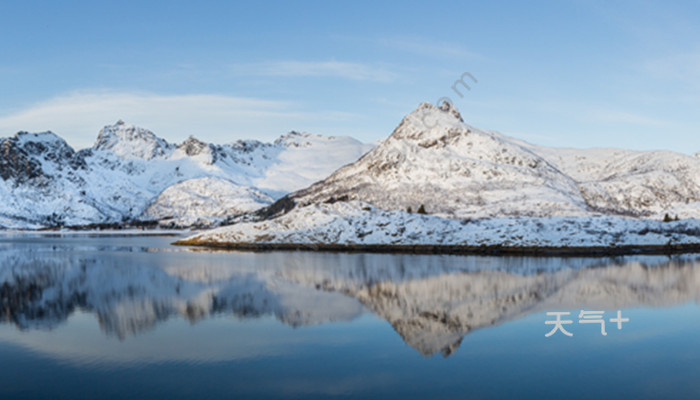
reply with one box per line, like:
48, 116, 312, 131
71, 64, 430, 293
3, 101, 700, 231
0, 122, 373, 228
280, 102, 700, 220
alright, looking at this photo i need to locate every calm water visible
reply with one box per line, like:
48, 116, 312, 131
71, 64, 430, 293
1, 233, 700, 399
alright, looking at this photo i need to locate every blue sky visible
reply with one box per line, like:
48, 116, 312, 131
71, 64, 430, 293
1, 0, 699, 152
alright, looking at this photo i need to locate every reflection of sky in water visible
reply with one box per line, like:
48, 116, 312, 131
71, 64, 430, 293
2, 234, 700, 399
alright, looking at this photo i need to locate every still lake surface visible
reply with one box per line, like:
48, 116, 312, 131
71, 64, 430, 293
1, 233, 700, 399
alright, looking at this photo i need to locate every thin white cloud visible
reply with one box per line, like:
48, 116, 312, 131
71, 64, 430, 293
0, 91, 355, 149
230, 61, 398, 82
377, 37, 484, 60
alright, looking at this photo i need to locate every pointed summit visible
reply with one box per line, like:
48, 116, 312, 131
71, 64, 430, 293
387, 101, 470, 146
93, 121, 173, 160
273, 101, 585, 219
438, 100, 463, 122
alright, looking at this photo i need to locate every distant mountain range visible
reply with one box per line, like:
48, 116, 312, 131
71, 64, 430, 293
0, 121, 372, 228
4, 101, 700, 240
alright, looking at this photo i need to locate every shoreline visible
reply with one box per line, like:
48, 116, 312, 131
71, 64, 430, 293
172, 239, 700, 257
0, 229, 189, 237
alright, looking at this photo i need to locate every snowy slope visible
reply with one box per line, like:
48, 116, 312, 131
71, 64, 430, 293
0, 123, 373, 228
142, 177, 273, 227
255, 131, 373, 198
180, 201, 700, 249
531, 145, 700, 217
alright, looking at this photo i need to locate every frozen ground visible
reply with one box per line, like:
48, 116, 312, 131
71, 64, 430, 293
180, 201, 700, 250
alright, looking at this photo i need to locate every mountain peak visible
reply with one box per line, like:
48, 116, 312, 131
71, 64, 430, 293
277, 101, 591, 219
438, 101, 463, 122
274, 131, 324, 148
10, 131, 77, 161
1, 130, 82, 184
388, 101, 470, 145
178, 135, 209, 156
93, 122, 173, 160
14, 130, 67, 145
413, 101, 463, 122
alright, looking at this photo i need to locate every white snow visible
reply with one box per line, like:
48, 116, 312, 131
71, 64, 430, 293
184, 201, 700, 248
142, 177, 273, 227
255, 131, 373, 197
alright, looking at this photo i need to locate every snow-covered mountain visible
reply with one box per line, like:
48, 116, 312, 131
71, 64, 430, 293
0, 122, 373, 228
282, 102, 700, 219
4, 102, 699, 233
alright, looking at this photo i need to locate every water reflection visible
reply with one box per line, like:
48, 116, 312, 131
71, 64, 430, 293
1, 236, 700, 358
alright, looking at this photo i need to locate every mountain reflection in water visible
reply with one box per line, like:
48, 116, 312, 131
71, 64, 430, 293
1, 236, 699, 358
